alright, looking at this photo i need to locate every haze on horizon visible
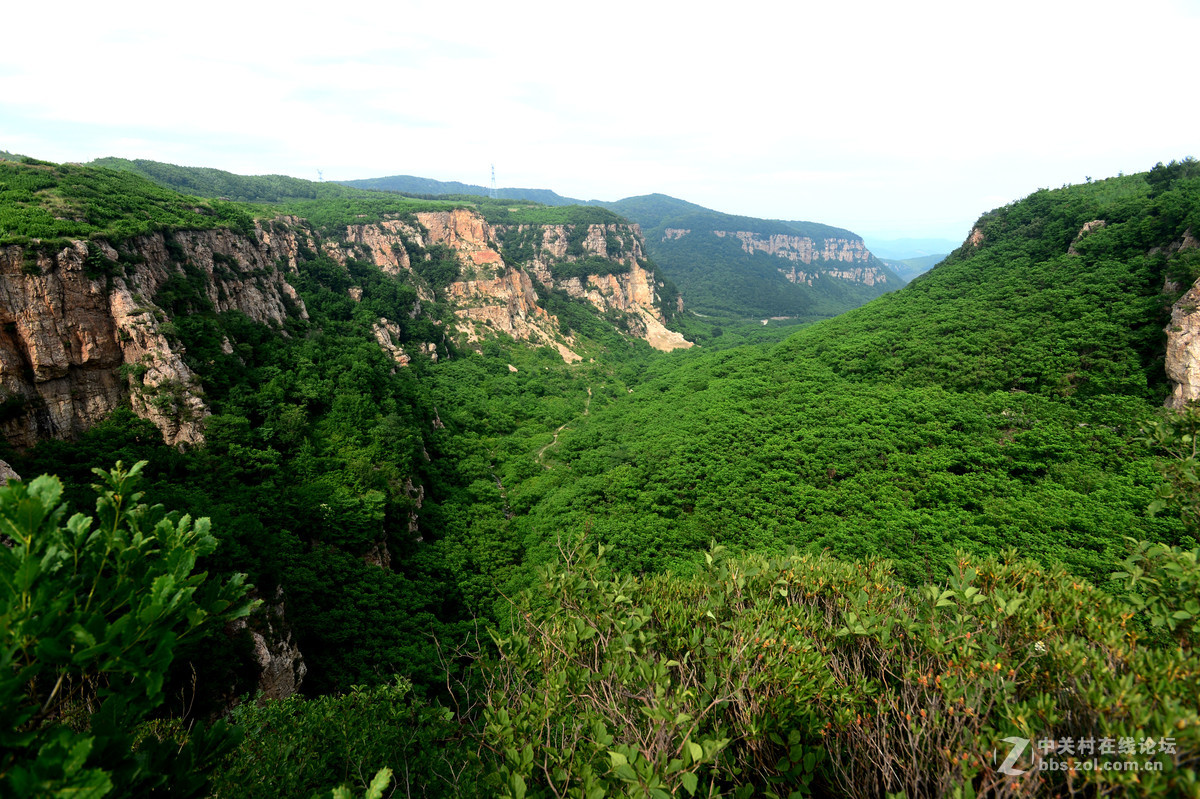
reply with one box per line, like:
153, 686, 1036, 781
2, 0, 1197, 243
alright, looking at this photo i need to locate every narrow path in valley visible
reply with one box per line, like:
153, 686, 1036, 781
537, 386, 592, 469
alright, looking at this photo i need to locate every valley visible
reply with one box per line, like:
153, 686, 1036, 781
1, 156, 1198, 797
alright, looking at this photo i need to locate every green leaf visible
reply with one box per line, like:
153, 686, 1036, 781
681, 771, 699, 796
364, 767, 393, 799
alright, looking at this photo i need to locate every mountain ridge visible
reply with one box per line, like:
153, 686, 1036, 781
86, 158, 904, 323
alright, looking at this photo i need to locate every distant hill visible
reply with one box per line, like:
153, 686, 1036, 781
89, 157, 361, 203
99, 159, 901, 321
342, 180, 904, 320
599, 195, 900, 320
880, 253, 946, 283
339, 174, 581, 206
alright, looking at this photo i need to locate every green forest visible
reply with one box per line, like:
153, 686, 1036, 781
595, 195, 901, 321
2, 157, 1199, 797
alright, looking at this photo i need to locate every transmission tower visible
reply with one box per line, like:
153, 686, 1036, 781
490, 164, 497, 199
317, 169, 324, 182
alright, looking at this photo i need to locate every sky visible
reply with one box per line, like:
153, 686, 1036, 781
2, 0, 1198, 242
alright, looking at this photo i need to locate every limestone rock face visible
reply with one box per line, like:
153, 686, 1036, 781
344, 220, 418, 276
0, 459, 19, 482
449, 267, 583, 362
1, 206, 692, 449
229, 587, 307, 701
711, 229, 888, 287
416, 209, 504, 267
0, 226, 308, 448
372, 318, 412, 366
1164, 230, 1200, 407
325, 212, 691, 358
490, 220, 692, 353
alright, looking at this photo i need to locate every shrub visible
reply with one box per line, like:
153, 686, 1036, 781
0, 462, 257, 797
480, 540, 1200, 797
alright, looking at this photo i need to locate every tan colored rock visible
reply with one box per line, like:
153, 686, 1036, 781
1068, 219, 1107, 255
0, 225, 308, 449
372, 318, 411, 366
0, 459, 19, 482
344, 219, 419, 276
416, 209, 504, 267
448, 266, 583, 361
1164, 231, 1200, 408
709, 229, 884, 288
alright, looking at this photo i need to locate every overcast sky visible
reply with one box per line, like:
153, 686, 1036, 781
3, 0, 1197, 241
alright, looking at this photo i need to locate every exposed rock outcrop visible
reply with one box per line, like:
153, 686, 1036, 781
1163, 230, 1200, 408
0, 459, 19, 482
372, 318, 412, 367
1, 206, 690, 449
0, 226, 308, 448
416, 209, 505, 267
1068, 220, 1107, 255
710, 230, 888, 288
229, 587, 307, 701
494, 221, 692, 353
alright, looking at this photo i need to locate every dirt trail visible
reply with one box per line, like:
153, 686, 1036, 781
537, 387, 592, 468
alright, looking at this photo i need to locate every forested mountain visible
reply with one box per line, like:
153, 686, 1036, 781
95, 159, 901, 323
340, 173, 581, 206
350, 176, 906, 321
2, 156, 1200, 797
600, 194, 902, 320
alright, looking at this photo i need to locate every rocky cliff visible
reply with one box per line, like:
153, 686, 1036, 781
1161, 229, 1200, 408
704, 229, 888, 287
0, 225, 307, 448
387, 210, 692, 358
0, 205, 691, 450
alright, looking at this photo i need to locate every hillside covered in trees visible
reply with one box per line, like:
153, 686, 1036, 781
305, 167, 906, 322
2, 157, 1199, 797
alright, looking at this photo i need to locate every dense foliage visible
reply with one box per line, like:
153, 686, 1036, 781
480, 539, 1198, 797
0, 463, 255, 796
0, 161, 256, 247
601, 194, 901, 320
4, 159, 1200, 795
89, 157, 626, 236
89, 158, 359, 204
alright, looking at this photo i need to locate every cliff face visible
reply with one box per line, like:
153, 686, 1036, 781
368, 211, 694, 358
0, 207, 690, 449
0, 225, 307, 448
1162, 229, 1200, 408
498, 221, 692, 354
703, 229, 888, 287
332, 210, 691, 361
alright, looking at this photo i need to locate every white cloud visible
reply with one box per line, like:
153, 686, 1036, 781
3, 0, 1197, 239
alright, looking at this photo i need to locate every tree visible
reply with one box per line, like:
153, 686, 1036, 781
1143, 403, 1200, 543
0, 462, 257, 797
